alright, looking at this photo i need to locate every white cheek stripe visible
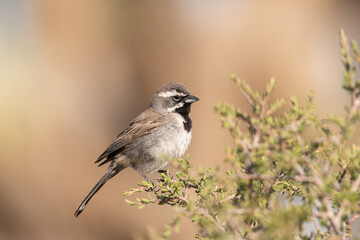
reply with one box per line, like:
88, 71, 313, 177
158, 90, 186, 98
167, 102, 184, 112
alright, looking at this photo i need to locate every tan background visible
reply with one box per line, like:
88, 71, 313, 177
1, 1, 360, 239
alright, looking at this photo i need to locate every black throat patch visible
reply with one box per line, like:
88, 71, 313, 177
175, 104, 192, 132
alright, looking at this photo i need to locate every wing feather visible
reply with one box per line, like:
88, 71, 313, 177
95, 109, 165, 166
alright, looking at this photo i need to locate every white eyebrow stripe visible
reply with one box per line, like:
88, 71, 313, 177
158, 90, 186, 98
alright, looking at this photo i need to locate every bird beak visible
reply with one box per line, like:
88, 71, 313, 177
185, 95, 200, 104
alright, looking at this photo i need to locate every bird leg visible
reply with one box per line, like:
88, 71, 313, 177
132, 166, 157, 190
158, 169, 173, 180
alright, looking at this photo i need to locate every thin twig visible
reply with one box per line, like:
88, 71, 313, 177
351, 174, 360, 191
311, 217, 321, 235
323, 197, 340, 235
238, 84, 255, 109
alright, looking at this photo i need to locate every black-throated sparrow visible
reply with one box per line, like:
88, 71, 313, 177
74, 82, 199, 217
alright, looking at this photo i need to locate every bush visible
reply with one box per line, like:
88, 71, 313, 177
125, 30, 360, 240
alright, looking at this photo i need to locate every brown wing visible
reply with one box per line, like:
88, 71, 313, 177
95, 109, 165, 166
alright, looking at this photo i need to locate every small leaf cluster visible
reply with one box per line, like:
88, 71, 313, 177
126, 30, 360, 240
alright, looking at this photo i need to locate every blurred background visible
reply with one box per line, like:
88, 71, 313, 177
1, 0, 360, 239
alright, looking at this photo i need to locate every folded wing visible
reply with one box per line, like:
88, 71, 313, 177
95, 109, 165, 166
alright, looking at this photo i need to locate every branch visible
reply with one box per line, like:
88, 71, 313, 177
351, 174, 360, 191
323, 197, 340, 235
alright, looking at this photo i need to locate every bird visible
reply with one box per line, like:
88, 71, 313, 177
74, 82, 199, 217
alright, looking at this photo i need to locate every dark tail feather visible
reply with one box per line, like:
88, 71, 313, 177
74, 163, 122, 217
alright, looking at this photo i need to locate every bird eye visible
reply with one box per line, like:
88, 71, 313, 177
172, 95, 181, 102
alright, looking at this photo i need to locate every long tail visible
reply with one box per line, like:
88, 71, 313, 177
74, 162, 124, 217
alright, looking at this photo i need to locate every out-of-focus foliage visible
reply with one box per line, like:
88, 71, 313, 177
126, 30, 360, 240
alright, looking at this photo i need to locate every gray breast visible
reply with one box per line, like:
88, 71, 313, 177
127, 113, 192, 173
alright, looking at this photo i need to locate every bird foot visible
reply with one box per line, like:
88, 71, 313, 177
158, 169, 173, 179
144, 179, 157, 191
